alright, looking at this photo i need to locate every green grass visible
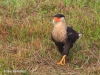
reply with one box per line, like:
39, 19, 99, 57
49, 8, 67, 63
0, 0, 100, 75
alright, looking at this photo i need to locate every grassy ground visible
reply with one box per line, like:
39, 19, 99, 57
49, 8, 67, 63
0, 0, 100, 75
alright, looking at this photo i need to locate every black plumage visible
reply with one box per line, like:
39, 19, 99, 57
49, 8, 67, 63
54, 14, 65, 18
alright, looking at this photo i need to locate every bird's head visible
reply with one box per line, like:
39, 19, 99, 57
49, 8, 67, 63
53, 14, 65, 25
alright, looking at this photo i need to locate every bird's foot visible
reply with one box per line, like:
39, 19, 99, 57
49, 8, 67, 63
57, 55, 66, 65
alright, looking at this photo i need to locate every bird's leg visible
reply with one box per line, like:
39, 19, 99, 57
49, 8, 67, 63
57, 55, 66, 65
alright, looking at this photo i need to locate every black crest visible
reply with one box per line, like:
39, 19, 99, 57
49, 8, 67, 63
54, 14, 65, 18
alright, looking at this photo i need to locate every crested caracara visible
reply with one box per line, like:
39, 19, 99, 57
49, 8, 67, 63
51, 14, 81, 65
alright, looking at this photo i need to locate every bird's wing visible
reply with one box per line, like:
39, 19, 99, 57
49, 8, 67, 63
67, 27, 79, 43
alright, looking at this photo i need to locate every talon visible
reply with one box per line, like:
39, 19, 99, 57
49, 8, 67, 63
57, 62, 64, 65
57, 55, 66, 65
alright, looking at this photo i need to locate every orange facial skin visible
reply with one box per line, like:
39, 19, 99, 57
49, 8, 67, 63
54, 17, 61, 22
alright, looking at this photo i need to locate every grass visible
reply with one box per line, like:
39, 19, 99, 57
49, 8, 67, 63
0, 0, 100, 75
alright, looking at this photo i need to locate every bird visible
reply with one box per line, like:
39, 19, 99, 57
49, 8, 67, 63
51, 14, 82, 65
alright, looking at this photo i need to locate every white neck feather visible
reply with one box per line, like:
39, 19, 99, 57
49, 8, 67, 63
52, 21, 67, 42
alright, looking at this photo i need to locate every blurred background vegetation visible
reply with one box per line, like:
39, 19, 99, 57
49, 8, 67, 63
0, 0, 100, 75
